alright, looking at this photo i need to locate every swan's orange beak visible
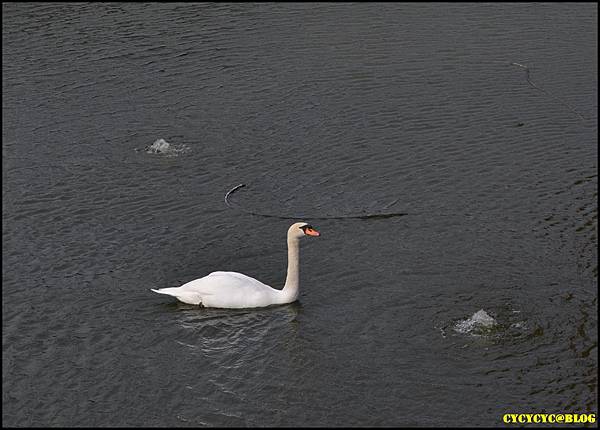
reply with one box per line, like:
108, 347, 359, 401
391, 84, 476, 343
305, 227, 320, 237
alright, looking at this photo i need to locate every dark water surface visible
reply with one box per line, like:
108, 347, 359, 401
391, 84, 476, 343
3, 3, 597, 427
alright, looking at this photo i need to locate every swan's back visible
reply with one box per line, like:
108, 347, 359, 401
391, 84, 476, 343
152, 271, 281, 308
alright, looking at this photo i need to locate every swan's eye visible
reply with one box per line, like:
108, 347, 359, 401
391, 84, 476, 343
300, 225, 320, 237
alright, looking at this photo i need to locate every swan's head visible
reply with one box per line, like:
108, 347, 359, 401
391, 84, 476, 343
289, 222, 320, 239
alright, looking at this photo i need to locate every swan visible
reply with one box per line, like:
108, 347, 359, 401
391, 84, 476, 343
151, 222, 320, 308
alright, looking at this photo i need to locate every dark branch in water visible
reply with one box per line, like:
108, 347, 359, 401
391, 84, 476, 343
224, 183, 246, 208
224, 183, 409, 220
510, 62, 586, 121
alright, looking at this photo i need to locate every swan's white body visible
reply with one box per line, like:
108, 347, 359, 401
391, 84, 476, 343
151, 222, 319, 308
151, 271, 294, 308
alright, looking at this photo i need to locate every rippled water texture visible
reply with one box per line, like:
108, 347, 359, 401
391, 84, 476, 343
2, 3, 597, 427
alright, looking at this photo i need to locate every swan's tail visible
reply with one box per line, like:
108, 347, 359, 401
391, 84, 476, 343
150, 287, 203, 306
150, 288, 178, 296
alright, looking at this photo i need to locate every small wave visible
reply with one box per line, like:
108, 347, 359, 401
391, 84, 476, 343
136, 138, 191, 157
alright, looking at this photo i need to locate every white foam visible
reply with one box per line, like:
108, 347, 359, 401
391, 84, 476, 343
140, 138, 191, 157
147, 138, 170, 153
454, 309, 497, 335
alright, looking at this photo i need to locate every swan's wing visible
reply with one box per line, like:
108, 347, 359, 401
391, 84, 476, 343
179, 271, 279, 308
205, 271, 271, 286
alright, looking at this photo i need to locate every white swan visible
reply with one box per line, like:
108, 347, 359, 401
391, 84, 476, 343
151, 222, 320, 308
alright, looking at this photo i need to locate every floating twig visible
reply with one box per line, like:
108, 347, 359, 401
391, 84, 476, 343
224, 183, 409, 220
510, 62, 586, 121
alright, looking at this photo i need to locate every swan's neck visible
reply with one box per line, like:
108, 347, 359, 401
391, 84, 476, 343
281, 236, 300, 303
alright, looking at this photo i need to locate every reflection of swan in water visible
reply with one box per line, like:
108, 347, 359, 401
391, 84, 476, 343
151, 222, 320, 308
170, 302, 305, 424
174, 302, 303, 367
175, 301, 303, 330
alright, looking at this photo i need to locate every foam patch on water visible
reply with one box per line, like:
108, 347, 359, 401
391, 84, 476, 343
136, 138, 191, 157
436, 303, 544, 343
454, 309, 497, 335
147, 138, 170, 153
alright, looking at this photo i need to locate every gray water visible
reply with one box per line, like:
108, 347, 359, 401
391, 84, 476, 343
2, 3, 597, 427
